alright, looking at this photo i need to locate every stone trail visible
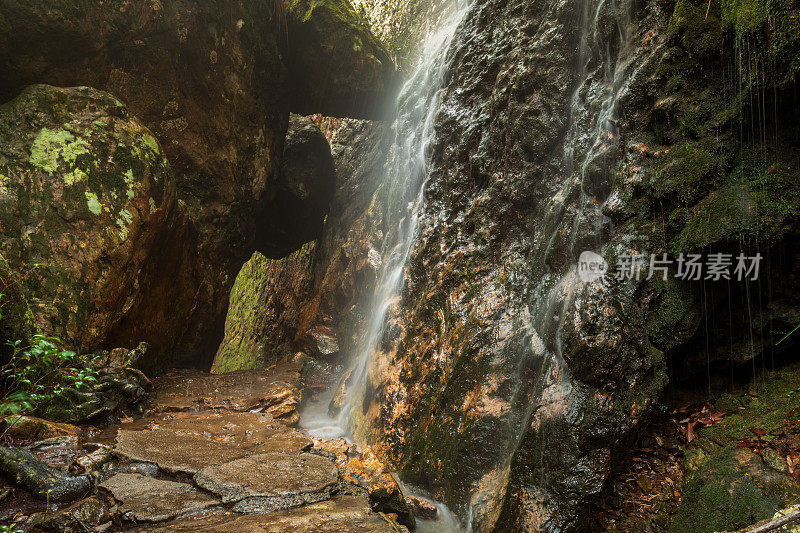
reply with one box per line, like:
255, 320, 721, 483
0, 362, 423, 531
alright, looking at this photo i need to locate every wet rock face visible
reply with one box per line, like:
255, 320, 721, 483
610, 0, 800, 374
285, 0, 400, 118
0, 84, 176, 354
312, 438, 416, 530
353, 0, 671, 530
297, 120, 392, 357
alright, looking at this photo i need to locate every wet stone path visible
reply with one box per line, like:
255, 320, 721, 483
0, 362, 420, 531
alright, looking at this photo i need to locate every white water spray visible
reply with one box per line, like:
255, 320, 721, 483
302, 0, 473, 440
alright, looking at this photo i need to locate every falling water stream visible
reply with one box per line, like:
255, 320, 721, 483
300, 0, 473, 529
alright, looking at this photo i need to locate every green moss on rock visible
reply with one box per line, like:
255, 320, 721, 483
671, 362, 800, 531
672, 445, 800, 532
212, 243, 317, 374
670, 150, 800, 252
0, 84, 174, 351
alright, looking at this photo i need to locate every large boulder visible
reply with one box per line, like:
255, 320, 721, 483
348, 1, 669, 531
0, 84, 177, 357
0, 0, 396, 370
212, 119, 390, 374
212, 116, 336, 373
285, 0, 400, 118
212, 245, 317, 374
350, 0, 800, 530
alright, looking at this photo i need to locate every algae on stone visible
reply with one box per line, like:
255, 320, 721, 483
212, 244, 317, 374
0, 84, 174, 351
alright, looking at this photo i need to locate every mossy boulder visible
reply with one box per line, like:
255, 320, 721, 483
212, 245, 317, 374
0, 84, 175, 354
286, 0, 400, 118
0, 0, 286, 369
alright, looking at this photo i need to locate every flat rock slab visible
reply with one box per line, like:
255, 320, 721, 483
153, 411, 313, 452
100, 474, 219, 522
150, 363, 303, 424
113, 429, 249, 474
194, 452, 339, 513
143, 496, 399, 532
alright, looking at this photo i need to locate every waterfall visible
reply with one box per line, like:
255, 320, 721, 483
338, 0, 473, 431
476, 0, 639, 527
302, 0, 473, 438
530, 0, 634, 350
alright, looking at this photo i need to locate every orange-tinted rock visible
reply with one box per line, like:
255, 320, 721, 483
406, 495, 438, 520
312, 439, 414, 529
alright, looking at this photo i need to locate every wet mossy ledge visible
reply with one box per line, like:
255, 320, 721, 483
622, 0, 800, 255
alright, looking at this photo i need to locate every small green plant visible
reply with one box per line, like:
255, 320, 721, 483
0, 335, 100, 417
0, 523, 24, 533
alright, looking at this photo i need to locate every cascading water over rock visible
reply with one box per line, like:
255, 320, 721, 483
301, 0, 474, 439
